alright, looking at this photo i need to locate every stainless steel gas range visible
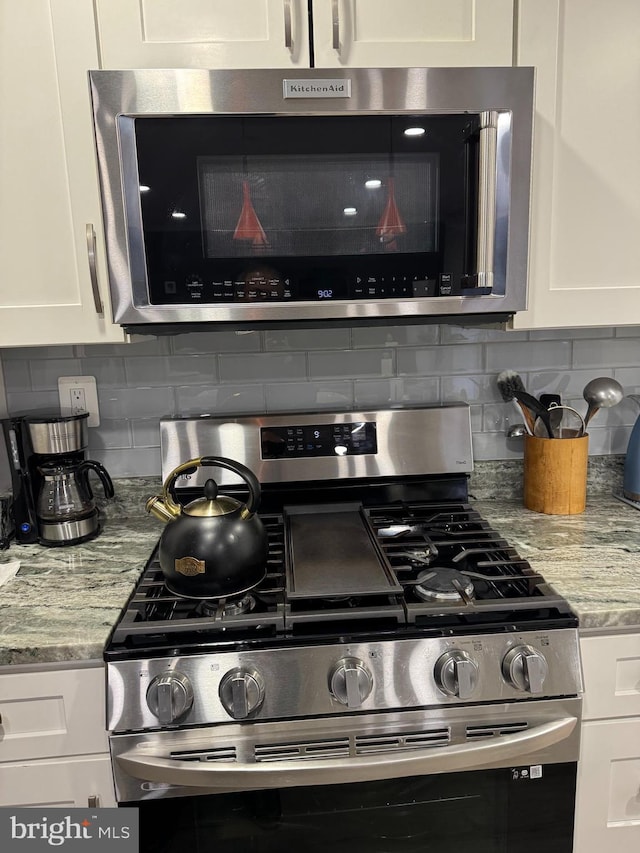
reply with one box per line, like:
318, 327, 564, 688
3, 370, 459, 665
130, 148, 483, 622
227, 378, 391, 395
105, 405, 582, 853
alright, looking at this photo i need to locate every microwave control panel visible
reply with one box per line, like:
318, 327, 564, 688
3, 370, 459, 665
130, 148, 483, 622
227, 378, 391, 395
158, 272, 462, 304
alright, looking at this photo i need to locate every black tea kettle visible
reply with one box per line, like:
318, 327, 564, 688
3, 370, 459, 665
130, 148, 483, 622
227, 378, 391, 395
146, 456, 268, 599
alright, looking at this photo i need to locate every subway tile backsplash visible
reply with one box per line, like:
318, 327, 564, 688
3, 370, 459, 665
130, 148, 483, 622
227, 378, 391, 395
2, 324, 639, 478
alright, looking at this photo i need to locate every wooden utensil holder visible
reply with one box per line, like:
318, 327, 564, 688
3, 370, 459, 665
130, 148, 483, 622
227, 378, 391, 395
523, 434, 589, 515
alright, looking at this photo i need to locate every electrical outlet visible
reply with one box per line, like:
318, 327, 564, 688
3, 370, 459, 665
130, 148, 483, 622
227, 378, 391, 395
58, 376, 100, 427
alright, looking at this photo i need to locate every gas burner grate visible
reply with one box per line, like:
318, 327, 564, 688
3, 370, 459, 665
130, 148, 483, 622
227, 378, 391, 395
107, 514, 287, 649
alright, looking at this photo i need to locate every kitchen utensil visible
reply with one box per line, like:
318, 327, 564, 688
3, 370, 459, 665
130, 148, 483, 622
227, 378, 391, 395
582, 376, 624, 428
496, 370, 538, 435
36, 458, 114, 545
533, 403, 586, 439
540, 393, 562, 433
146, 456, 268, 599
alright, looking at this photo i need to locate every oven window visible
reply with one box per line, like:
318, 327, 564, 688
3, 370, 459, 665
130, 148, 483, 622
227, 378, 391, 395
130, 765, 576, 853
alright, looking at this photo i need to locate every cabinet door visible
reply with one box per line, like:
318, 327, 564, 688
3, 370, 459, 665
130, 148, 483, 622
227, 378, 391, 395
0, 0, 124, 347
312, 0, 515, 67
0, 666, 109, 763
514, 0, 640, 329
0, 756, 116, 808
95, 0, 310, 68
580, 634, 640, 721
574, 718, 640, 853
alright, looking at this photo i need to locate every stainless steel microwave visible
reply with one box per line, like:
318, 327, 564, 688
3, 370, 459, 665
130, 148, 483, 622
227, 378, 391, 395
89, 67, 534, 332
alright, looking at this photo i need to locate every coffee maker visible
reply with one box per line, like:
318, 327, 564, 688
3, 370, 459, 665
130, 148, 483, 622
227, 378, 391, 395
1, 412, 114, 546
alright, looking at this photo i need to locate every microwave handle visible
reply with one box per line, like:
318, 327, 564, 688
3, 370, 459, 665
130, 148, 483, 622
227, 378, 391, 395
475, 111, 498, 292
86, 224, 104, 316
116, 716, 577, 791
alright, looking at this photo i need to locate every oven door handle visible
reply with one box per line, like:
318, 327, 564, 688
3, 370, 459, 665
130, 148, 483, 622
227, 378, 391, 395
116, 716, 577, 791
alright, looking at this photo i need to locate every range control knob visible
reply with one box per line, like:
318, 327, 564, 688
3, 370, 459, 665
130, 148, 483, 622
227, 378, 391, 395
434, 650, 479, 699
146, 672, 194, 725
502, 645, 549, 694
219, 668, 265, 720
329, 657, 373, 708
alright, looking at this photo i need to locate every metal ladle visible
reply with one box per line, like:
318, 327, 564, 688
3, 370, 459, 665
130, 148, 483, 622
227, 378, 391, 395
583, 377, 624, 429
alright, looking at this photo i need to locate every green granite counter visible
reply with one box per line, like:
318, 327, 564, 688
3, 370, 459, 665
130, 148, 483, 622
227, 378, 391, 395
474, 495, 640, 633
0, 475, 639, 666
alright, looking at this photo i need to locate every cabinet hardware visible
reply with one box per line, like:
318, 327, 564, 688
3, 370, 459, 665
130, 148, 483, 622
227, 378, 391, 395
332, 0, 340, 51
284, 1, 292, 51
87, 795, 101, 808
86, 224, 104, 316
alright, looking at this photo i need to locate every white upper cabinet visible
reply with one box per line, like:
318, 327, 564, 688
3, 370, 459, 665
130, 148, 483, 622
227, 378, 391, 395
94, 0, 514, 70
0, 0, 125, 347
514, 0, 640, 329
312, 0, 515, 68
95, 0, 311, 68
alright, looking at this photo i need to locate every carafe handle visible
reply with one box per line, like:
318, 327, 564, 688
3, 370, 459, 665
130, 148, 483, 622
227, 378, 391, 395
79, 460, 115, 500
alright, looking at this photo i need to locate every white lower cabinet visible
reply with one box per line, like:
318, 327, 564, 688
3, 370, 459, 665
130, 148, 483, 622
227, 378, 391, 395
1, 756, 116, 808
574, 633, 640, 852
0, 663, 116, 808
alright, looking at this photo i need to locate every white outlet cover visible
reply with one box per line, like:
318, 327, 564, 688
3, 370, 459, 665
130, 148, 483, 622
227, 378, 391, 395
58, 376, 100, 427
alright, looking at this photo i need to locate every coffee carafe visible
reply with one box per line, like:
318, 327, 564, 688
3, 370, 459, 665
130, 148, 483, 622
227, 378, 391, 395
1, 411, 115, 546
36, 459, 114, 546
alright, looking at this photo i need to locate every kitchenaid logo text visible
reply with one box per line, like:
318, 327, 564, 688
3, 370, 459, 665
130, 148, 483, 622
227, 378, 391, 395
283, 78, 352, 98
1, 809, 138, 851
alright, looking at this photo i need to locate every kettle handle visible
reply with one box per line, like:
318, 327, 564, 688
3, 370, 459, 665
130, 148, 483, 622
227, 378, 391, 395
162, 456, 261, 518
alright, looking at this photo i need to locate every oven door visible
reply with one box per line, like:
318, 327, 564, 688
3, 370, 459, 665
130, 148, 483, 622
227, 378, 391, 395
131, 764, 576, 853
111, 699, 580, 853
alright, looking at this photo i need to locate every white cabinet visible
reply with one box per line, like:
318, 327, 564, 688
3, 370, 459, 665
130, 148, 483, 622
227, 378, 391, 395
312, 0, 515, 68
95, 0, 311, 68
0, 663, 116, 808
95, 0, 514, 70
574, 633, 640, 853
0, 0, 125, 347
514, 0, 640, 329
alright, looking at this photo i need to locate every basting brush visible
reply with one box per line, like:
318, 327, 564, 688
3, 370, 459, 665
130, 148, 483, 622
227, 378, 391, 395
497, 370, 535, 435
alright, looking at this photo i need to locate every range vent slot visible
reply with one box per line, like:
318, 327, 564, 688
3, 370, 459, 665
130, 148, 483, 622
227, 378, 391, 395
169, 746, 236, 763
355, 728, 450, 755
466, 721, 528, 739
255, 738, 350, 762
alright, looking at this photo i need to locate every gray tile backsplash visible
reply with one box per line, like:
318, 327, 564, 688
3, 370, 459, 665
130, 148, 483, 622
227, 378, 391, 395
2, 324, 640, 478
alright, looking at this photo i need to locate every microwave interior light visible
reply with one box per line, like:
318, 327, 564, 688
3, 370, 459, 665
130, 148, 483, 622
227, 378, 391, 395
365, 179, 382, 189
343, 207, 358, 216
139, 185, 150, 193
171, 210, 187, 219
404, 126, 426, 137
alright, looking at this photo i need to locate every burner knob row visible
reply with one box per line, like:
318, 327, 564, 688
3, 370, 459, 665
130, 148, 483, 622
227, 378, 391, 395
502, 645, 549, 694
329, 657, 373, 708
146, 672, 194, 725
434, 650, 479, 699
219, 667, 266, 719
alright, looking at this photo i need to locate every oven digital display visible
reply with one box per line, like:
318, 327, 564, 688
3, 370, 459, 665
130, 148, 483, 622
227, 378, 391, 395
261, 421, 377, 459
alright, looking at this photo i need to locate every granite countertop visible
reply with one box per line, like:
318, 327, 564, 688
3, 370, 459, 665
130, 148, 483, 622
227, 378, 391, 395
0, 476, 639, 667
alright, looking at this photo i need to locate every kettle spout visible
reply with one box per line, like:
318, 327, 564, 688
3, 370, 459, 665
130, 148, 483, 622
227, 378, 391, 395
146, 495, 181, 523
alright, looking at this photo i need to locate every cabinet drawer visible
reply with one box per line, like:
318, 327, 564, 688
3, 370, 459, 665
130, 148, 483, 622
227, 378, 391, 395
0, 666, 108, 762
580, 634, 640, 720
0, 755, 116, 808
574, 718, 640, 853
